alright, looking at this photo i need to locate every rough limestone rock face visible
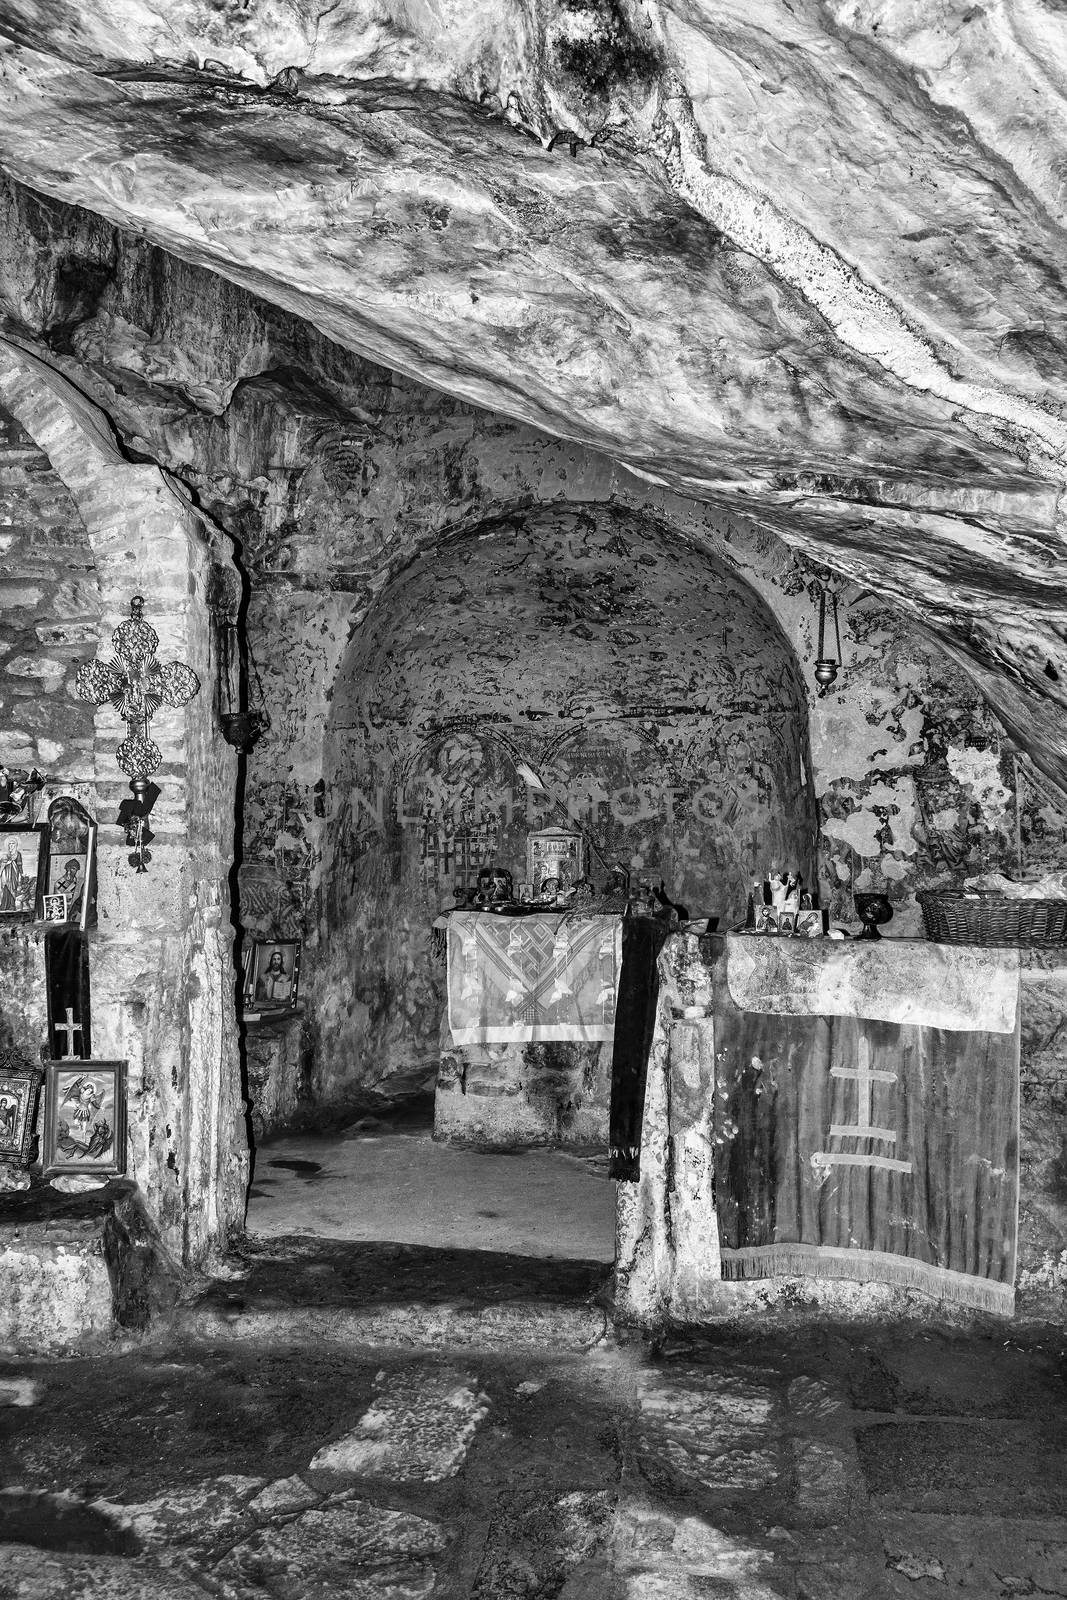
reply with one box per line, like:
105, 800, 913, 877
1, 3, 1067, 784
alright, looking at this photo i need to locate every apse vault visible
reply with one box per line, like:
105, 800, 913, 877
308, 503, 818, 1113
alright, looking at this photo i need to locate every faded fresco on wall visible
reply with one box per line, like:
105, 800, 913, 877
308, 505, 817, 1107
799, 592, 1058, 934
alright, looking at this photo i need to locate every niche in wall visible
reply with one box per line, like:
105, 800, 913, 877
311, 504, 818, 1111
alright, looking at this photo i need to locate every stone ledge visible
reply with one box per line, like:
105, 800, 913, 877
0, 1178, 182, 1354
177, 1298, 609, 1354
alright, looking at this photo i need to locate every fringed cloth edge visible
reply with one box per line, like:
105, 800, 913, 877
607, 1145, 643, 1184
719, 1243, 1015, 1317
450, 1023, 617, 1044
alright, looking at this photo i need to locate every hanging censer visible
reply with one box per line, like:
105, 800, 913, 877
75, 596, 200, 872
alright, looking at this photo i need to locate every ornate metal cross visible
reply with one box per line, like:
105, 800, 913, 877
76, 596, 200, 784
75, 596, 200, 873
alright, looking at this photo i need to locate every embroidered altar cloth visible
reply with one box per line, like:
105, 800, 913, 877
446, 911, 622, 1045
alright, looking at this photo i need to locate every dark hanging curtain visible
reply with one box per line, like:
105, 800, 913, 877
45, 929, 91, 1060
608, 917, 671, 1181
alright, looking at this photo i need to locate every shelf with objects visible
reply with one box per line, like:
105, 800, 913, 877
237, 935, 305, 1141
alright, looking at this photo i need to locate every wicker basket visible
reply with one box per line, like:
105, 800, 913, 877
918, 890, 1067, 948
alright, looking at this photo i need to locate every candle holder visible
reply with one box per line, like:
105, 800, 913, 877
854, 891, 894, 941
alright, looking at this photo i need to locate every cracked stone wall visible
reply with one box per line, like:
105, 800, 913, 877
807, 598, 1067, 935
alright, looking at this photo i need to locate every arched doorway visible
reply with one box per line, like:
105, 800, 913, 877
252, 503, 818, 1259
0, 349, 246, 1268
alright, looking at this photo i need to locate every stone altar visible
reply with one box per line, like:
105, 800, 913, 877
435, 910, 622, 1148
615, 931, 1045, 1327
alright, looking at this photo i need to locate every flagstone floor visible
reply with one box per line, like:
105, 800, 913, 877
1, 1319, 1064, 1597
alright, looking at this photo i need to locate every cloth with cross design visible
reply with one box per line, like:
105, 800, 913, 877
689, 935, 1020, 1314
446, 911, 622, 1044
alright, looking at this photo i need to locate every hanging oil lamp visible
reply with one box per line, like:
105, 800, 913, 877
210, 569, 270, 752
813, 575, 843, 695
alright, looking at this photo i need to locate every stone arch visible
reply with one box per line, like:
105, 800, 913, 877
307, 499, 818, 1116
0, 388, 101, 790
0, 342, 247, 1265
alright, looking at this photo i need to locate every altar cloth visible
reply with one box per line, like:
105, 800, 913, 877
703, 939, 1021, 1314
726, 934, 1018, 1033
446, 912, 622, 1045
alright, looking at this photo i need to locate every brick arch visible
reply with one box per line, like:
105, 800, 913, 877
0, 342, 248, 1266
0, 390, 99, 782
0, 343, 206, 661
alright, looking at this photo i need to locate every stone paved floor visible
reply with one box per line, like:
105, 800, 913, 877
1, 1316, 1065, 1597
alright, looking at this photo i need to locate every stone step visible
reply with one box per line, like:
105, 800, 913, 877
0, 1178, 181, 1355
174, 1236, 612, 1355
178, 1295, 609, 1352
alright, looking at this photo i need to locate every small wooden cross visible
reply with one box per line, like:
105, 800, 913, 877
54, 1008, 83, 1061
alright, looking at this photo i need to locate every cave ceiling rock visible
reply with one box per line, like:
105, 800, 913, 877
2, 3, 1067, 782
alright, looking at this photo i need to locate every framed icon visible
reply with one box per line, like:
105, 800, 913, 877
527, 828, 584, 898
42, 892, 69, 923
45, 796, 96, 931
247, 939, 301, 1011
0, 1047, 43, 1170
0, 824, 46, 922
0, 766, 44, 826
42, 1060, 127, 1178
